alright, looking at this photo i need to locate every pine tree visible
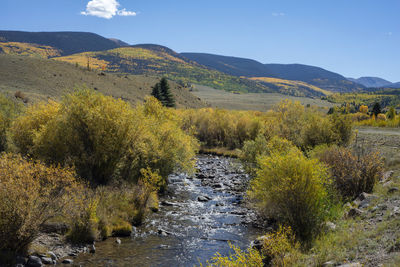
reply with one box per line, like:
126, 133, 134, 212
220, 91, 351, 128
151, 83, 162, 102
159, 77, 175, 108
372, 102, 381, 117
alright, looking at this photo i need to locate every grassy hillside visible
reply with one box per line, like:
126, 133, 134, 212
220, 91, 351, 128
0, 31, 120, 56
0, 54, 205, 109
181, 53, 363, 93
54, 44, 276, 94
191, 84, 334, 111
249, 77, 331, 97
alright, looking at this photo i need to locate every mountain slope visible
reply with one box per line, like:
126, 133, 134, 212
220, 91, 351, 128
0, 54, 205, 108
348, 77, 393, 88
54, 44, 276, 94
181, 53, 363, 93
0, 31, 120, 56
54, 44, 330, 97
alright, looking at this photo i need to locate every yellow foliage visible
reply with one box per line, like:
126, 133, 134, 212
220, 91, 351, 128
261, 226, 300, 267
248, 147, 331, 243
0, 42, 61, 58
0, 153, 81, 252
54, 53, 110, 70
204, 242, 263, 267
359, 105, 368, 114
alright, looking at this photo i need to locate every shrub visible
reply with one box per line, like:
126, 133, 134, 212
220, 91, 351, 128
204, 243, 263, 267
317, 146, 384, 200
10, 90, 198, 185
0, 153, 80, 253
0, 94, 22, 152
261, 226, 300, 266
248, 147, 331, 243
241, 135, 294, 176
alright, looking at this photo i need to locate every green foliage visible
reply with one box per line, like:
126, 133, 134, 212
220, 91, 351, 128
10, 89, 198, 185
151, 77, 176, 107
248, 146, 332, 243
0, 153, 81, 253
159, 77, 175, 107
316, 146, 384, 200
372, 102, 381, 117
0, 93, 22, 152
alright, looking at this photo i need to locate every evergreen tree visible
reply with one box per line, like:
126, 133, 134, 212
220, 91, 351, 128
372, 102, 381, 117
159, 77, 175, 108
151, 83, 162, 102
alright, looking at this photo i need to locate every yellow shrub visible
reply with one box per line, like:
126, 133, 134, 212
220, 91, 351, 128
377, 113, 387, 121
261, 226, 300, 267
359, 105, 368, 114
0, 153, 81, 253
248, 148, 331, 243
10, 91, 198, 185
205, 243, 263, 267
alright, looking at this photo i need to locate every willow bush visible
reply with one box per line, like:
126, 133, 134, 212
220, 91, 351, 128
0, 153, 81, 253
248, 144, 332, 243
0, 94, 23, 152
10, 89, 198, 185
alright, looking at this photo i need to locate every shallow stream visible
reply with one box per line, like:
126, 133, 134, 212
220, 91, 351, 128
73, 155, 263, 266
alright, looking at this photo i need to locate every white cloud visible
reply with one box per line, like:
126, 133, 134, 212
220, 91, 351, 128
272, 12, 285, 17
117, 8, 136, 16
81, 0, 136, 19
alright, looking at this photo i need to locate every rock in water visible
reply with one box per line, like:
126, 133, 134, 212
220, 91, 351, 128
40, 257, 52, 264
89, 243, 96, 253
115, 238, 121, 244
62, 259, 73, 264
27, 256, 42, 267
47, 251, 57, 261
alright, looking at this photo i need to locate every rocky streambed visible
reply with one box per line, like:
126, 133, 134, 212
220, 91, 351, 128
67, 155, 263, 266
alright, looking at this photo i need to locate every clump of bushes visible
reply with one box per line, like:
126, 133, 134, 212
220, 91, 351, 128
315, 146, 384, 200
0, 93, 22, 152
0, 153, 81, 253
10, 89, 198, 185
247, 142, 332, 243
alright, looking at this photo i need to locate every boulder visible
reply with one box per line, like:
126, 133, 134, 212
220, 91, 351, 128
47, 251, 57, 261
197, 196, 211, 202
347, 208, 363, 218
62, 259, 73, 264
40, 257, 53, 265
27, 256, 42, 267
115, 238, 121, 244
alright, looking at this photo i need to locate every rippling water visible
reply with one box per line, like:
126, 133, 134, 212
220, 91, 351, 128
73, 155, 263, 266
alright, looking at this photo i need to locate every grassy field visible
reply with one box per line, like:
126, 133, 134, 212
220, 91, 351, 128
191, 84, 335, 111
0, 54, 205, 108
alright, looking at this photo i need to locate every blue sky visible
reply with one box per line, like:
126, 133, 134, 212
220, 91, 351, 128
2, 0, 399, 81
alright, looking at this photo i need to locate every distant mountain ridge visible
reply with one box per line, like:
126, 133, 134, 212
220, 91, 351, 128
181, 53, 363, 92
0, 30, 376, 95
348, 76, 400, 89
0, 31, 120, 56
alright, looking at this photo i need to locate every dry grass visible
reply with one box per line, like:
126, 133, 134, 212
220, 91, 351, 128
0, 54, 205, 109
192, 84, 334, 112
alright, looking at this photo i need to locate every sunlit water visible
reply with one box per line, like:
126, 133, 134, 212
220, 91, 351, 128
73, 155, 263, 266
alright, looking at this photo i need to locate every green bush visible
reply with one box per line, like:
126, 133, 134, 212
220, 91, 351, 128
0, 153, 81, 253
248, 146, 332, 243
316, 146, 384, 200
